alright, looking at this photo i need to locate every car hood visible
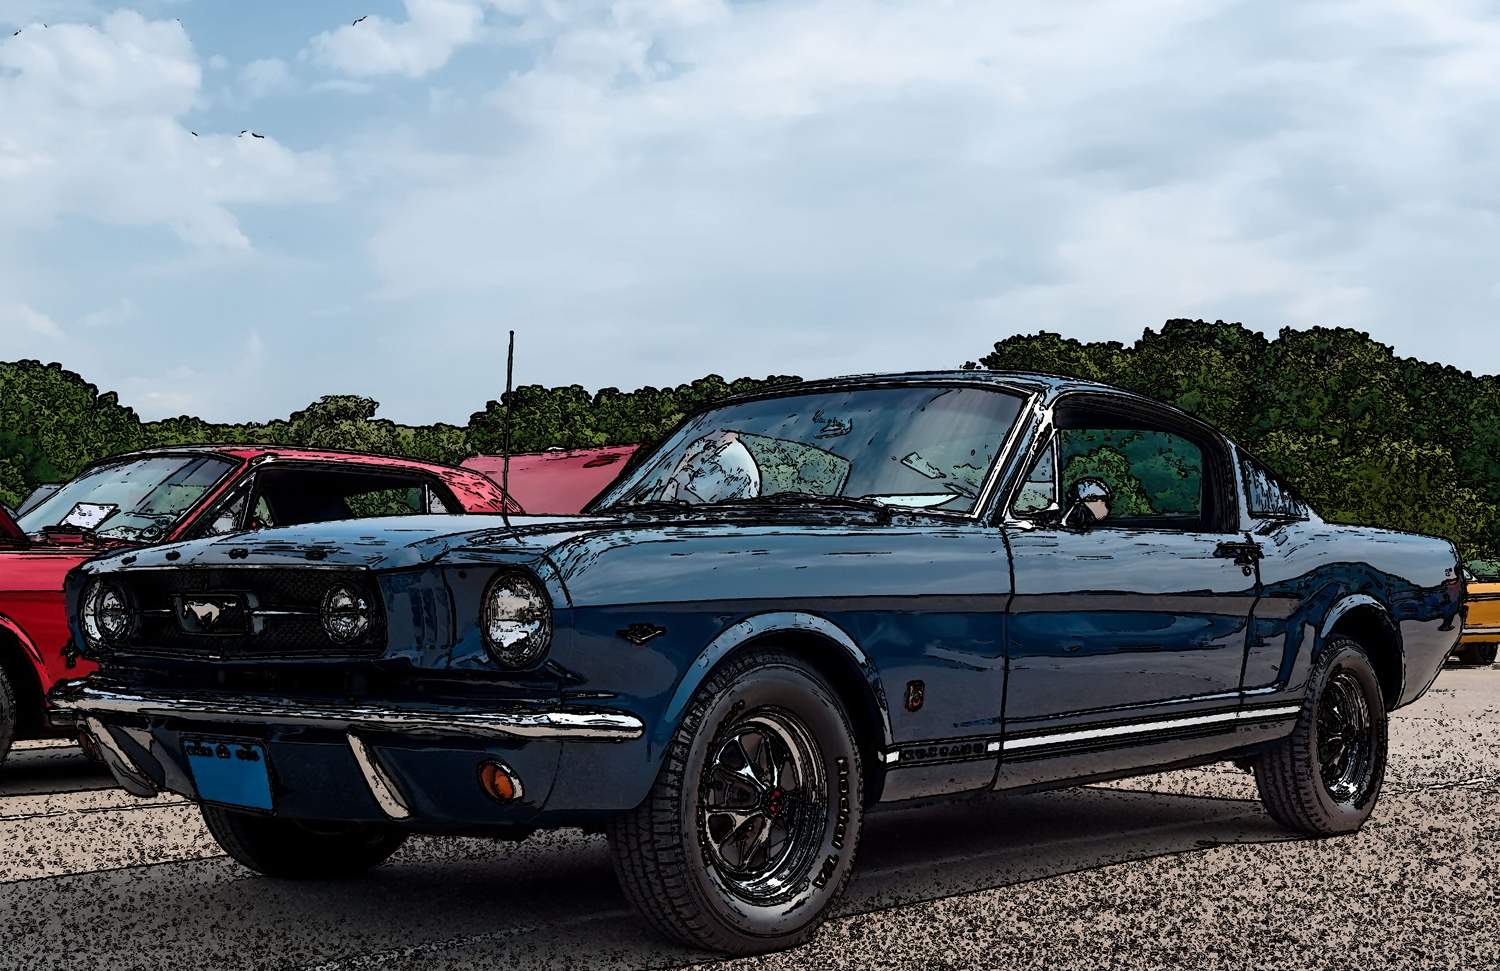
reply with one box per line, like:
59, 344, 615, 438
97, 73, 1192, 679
0, 504, 24, 544
90, 514, 621, 572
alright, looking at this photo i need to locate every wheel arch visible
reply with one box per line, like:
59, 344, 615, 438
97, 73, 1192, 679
0, 618, 48, 737
658, 612, 893, 804
1320, 596, 1403, 710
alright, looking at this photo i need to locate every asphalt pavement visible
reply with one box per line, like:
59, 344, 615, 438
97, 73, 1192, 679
2, 661, 1497, 970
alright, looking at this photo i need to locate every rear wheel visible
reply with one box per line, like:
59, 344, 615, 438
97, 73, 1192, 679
608, 648, 864, 955
200, 804, 407, 878
1254, 636, 1388, 835
1453, 642, 1498, 665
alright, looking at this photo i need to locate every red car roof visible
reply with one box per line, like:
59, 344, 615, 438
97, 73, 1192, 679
97, 445, 523, 515
463, 445, 640, 515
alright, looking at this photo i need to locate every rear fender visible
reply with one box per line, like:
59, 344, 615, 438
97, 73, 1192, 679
1316, 594, 1404, 708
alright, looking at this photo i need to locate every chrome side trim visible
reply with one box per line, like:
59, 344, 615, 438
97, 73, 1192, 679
346, 733, 413, 820
1460, 625, 1500, 636
1002, 705, 1301, 753
83, 716, 159, 797
54, 686, 645, 742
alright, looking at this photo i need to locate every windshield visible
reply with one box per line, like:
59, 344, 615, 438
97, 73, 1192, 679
17, 455, 236, 543
599, 385, 1025, 514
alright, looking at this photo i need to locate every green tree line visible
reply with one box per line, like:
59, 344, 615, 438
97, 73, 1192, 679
4, 320, 1498, 561
0, 360, 799, 511
975, 319, 1500, 560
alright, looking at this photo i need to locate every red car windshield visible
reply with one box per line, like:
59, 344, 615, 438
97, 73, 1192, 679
17, 455, 235, 543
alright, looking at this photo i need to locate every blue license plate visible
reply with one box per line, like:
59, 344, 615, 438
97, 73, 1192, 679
183, 737, 274, 811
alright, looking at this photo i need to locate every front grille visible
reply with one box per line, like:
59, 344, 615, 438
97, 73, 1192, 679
113, 567, 386, 659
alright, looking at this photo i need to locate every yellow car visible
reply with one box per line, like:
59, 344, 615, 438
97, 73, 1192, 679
1457, 564, 1500, 664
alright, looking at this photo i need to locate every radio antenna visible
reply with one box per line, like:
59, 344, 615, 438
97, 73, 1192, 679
501, 329, 515, 529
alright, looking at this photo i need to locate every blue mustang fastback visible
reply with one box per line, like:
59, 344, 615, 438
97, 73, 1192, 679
54, 371, 1463, 954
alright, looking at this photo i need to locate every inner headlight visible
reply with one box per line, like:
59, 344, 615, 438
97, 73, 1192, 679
482, 572, 552, 668
321, 583, 372, 644
81, 579, 131, 647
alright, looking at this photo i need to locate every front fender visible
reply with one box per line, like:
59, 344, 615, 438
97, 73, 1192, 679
654, 611, 893, 752
0, 613, 47, 672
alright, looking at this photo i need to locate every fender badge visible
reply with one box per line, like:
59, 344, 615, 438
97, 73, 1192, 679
617, 623, 666, 645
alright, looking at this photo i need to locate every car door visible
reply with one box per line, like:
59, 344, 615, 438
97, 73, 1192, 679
997, 405, 1259, 783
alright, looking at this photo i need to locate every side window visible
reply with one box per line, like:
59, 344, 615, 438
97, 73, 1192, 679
345, 486, 424, 518
1058, 427, 1204, 530
1240, 456, 1308, 520
425, 484, 455, 514
1012, 439, 1058, 516
253, 466, 443, 526
250, 495, 275, 529
200, 490, 249, 537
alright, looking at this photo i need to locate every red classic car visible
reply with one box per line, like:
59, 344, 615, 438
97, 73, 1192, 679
0, 446, 520, 764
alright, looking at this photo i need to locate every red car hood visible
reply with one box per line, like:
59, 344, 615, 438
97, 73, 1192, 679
0, 504, 24, 544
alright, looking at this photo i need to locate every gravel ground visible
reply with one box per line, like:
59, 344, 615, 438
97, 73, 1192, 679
1, 663, 1496, 970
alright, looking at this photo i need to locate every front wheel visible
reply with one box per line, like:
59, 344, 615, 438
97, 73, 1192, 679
0, 664, 15, 767
1254, 636, 1388, 835
608, 649, 864, 955
200, 804, 407, 878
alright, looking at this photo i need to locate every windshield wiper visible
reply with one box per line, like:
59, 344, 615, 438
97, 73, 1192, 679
611, 494, 892, 517
715, 493, 885, 510
611, 500, 694, 514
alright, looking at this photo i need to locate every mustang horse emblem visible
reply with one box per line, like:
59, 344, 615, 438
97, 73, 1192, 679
183, 600, 223, 630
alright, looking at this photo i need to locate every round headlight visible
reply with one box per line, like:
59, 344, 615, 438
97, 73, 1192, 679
482, 572, 552, 668
321, 583, 372, 644
81, 579, 131, 647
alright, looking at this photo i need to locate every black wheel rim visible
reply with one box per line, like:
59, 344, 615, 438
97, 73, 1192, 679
1316, 669, 1375, 803
697, 707, 827, 904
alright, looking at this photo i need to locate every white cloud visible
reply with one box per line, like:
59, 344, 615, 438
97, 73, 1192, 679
0, 11, 337, 253
343, 0, 1500, 389
1, 300, 62, 338
309, 0, 487, 79
82, 297, 136, 327
241, 57, 294, 99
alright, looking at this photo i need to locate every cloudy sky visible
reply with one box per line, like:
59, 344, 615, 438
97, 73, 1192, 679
2, 1, 1498, 425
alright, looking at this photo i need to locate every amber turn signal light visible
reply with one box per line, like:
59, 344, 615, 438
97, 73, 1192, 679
77, 729, 102, 763
478, 760, 524, 803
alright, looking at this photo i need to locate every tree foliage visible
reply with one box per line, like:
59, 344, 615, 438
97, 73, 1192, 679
981, 320, 1500, 559
0, 362, 802, 511
467, 374, 803, 455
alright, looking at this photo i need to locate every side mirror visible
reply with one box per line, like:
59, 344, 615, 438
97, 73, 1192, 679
1061, 477, 1112, 532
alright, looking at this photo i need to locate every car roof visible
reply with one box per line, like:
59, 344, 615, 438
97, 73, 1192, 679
100, 445, 462, 472
80, 446, 521, 513
714, 369, 1148, 407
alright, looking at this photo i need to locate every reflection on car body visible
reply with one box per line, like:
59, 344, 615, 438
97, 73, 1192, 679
54, 372, 1463, 955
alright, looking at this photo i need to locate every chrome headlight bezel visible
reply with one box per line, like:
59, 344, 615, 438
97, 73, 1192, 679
320, 582, 373, 645
481, 571, 553, 668
80, 578, 133, 648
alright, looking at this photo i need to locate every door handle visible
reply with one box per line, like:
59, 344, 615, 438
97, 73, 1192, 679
1214, 541, 1263, 574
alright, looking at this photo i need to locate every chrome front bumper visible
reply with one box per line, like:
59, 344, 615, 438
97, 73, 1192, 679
50, 683, 646, 742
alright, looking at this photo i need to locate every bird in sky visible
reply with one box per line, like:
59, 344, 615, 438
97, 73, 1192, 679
353, 16, 368, 26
